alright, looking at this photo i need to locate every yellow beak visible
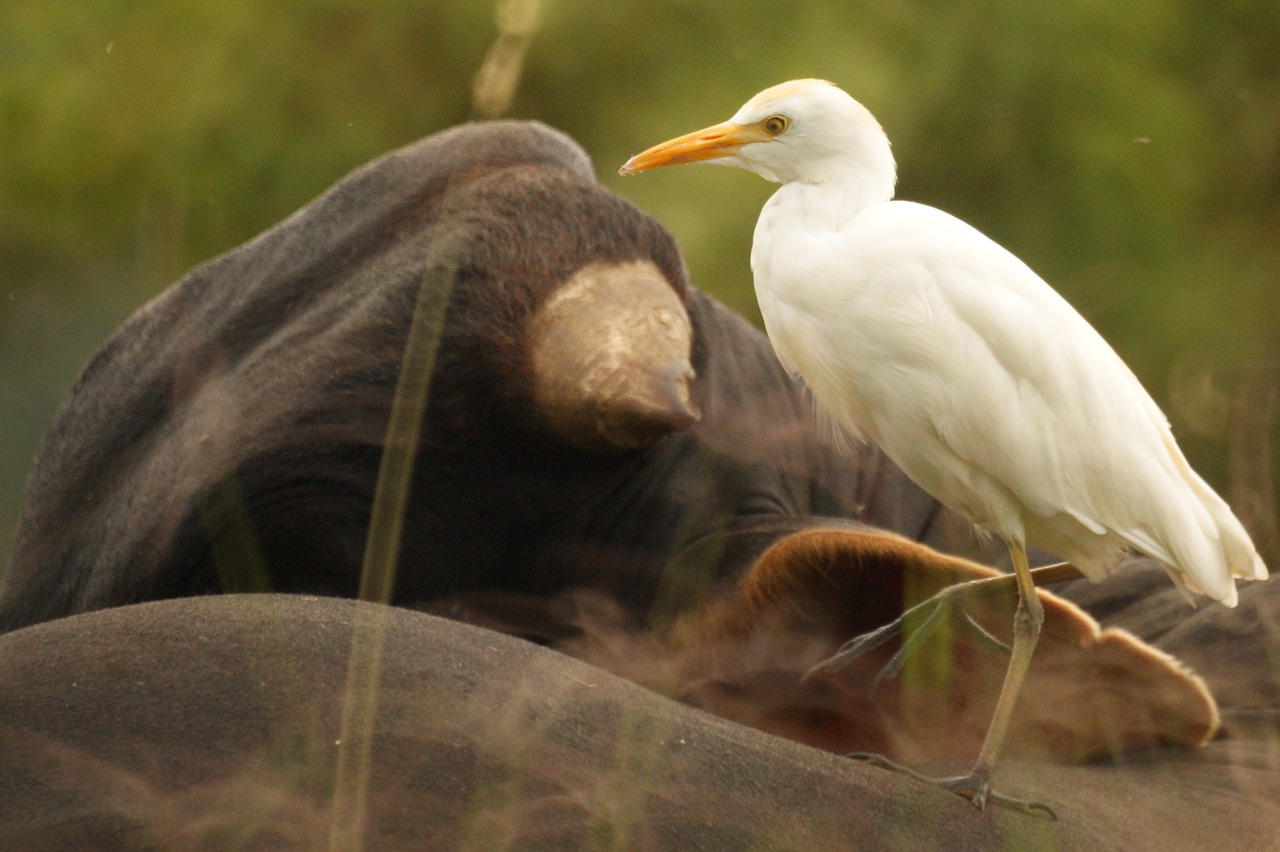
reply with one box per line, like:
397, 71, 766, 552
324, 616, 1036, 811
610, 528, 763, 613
619, 121, 771, 175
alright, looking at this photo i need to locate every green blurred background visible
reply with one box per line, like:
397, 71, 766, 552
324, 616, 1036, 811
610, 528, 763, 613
2, 0, 1277, 570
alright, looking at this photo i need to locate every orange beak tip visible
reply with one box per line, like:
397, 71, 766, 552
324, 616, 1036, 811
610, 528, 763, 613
616, 122, 765, 178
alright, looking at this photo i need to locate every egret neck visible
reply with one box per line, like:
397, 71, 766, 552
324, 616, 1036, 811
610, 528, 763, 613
750, 158, 895, 361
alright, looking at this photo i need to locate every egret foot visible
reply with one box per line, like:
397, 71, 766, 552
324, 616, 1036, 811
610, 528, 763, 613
803, 561, 1079, 687
804, 581, 1010, 688
849, 752, 1057, 820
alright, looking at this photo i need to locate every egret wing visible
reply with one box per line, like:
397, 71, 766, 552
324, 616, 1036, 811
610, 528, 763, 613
785, 201, 1248, 600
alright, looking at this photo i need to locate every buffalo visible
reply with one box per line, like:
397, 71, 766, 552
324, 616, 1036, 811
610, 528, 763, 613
1, 121, 1275, 845
1, 120, 945, 633
0, 575, 1276, 848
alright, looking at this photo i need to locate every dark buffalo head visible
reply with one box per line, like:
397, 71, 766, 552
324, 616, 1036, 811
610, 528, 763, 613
0, 120, 939, 636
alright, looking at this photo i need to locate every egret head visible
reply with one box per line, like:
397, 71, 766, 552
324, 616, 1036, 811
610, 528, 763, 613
620, 79, 896, 188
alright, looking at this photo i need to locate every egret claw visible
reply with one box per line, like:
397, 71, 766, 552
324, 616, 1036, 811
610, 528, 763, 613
870, 598, 950, 689
961, 611, 1011, 656
805, 581, 1012, 687
848, 752, 1057, 821
802, 618, 904, 680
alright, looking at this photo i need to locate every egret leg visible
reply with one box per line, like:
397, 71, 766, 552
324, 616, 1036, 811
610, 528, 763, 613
845, 542, 1057, 820
958, 540, 1045, 804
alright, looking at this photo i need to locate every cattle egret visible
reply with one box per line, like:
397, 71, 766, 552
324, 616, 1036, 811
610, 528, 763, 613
620, 79, 1268, 813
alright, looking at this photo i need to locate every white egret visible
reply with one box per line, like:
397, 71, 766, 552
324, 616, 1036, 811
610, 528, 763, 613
620, 79, 1267, 814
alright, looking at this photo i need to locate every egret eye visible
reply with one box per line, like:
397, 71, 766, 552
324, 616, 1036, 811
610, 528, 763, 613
762, 115, 790, 136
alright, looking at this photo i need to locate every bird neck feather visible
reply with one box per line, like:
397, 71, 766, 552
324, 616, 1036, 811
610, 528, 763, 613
771, 161, 895, 231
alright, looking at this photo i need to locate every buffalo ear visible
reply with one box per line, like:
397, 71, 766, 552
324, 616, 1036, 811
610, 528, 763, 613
528, 260, 698, 452
658, 528, 1220, 765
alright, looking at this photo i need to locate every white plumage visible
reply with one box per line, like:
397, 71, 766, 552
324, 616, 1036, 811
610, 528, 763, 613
621, 78, 1266, 811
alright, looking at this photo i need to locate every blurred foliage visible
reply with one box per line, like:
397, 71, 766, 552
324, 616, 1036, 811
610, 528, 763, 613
2, 0, 1277, 567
